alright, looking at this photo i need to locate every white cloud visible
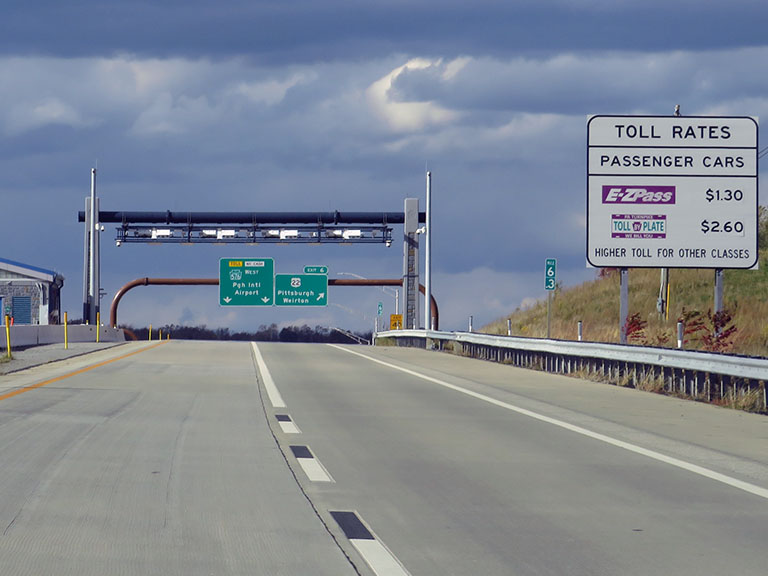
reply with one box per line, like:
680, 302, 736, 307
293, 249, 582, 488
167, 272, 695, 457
366, 58, 460, 132
5, 97, 91, 134
387, 48, 768, 118
232, 73, 313, 106
432, 267, 543, 330
131, 92, 221, 136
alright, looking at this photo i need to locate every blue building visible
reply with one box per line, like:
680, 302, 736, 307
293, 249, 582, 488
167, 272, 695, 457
0, 258, 64, 325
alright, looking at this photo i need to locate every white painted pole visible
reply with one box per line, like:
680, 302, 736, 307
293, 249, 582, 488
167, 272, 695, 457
82, 196, 90, 322
88, 168, 97, 324
714, 268, 724, 313
424, 171, 432, 332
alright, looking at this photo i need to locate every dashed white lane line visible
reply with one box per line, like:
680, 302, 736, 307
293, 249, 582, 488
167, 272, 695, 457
331, 511, 411, 576
251, 342, 286, 408
329, 344, 768, 501
352, 540, 411, 576
276, 414, 302, 434
290, 445, 335, 483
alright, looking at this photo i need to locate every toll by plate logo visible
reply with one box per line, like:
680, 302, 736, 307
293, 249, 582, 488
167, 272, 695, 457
602, 185, 675, 204
611, 214, 667, 239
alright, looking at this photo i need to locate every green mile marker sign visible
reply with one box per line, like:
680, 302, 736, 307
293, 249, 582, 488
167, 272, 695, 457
545, 258, 557, 291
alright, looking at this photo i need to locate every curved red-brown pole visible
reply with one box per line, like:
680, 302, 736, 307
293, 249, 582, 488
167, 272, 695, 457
329, 279, 438, 330
110, 277, 438, 330
110, 278, 219, 328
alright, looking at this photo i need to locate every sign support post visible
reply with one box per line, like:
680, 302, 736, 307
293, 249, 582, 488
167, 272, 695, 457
714, 268, 724, 338
547, 293, 552, 339
619, 268, 629, 344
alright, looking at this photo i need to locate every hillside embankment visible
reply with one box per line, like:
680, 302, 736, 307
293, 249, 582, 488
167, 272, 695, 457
483, 263, 768, 358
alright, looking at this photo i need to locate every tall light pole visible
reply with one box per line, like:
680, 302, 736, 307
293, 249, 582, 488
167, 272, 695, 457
338, 272, 399, 314
82, 167, 101, 325
424, 171, 432, 331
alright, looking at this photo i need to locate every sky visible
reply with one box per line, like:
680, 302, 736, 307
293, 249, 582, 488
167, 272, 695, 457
1, 0, 767, 333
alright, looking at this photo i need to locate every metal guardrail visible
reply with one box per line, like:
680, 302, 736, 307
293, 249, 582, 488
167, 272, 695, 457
374, 330, 768, 412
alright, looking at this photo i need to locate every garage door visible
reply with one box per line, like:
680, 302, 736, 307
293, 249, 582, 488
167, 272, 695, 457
12, 296, 32, 324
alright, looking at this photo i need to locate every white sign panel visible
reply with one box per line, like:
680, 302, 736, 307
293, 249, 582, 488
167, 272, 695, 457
587, 115, 758, 269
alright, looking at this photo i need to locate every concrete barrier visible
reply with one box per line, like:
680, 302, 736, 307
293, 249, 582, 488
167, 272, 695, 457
0, 325, 125, 349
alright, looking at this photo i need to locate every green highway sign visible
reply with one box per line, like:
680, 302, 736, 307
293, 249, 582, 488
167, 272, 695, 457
545, 258, 557, 291
219, 258, 274, 306
303, 265, 328, 274
275, 274, 328, 307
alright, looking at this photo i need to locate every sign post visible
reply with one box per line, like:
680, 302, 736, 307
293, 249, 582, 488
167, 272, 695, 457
219, 258, 274, 306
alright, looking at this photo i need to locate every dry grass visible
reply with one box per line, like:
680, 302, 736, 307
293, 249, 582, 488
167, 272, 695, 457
713, 387, 766, 412
484, 264, 768, 357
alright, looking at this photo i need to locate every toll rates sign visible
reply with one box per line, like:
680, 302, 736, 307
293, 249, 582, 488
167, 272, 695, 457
587, 115, 758, 269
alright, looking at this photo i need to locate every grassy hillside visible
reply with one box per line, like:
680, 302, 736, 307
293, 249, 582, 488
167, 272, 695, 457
483, 209, 768, 357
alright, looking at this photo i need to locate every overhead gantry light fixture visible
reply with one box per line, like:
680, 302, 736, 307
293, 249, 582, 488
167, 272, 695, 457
279, 229, 300, 240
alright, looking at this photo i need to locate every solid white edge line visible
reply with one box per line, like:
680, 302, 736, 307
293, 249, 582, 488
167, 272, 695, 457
251, 342, 286, 408
350, 539, 411, 576
328, 344, 768, 501
296, 456, 334, 483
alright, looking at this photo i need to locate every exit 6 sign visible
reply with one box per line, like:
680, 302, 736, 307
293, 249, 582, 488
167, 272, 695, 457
545, 258, 557, 291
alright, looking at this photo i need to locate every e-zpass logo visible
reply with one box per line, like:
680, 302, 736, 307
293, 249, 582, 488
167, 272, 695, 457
602, 185, 675, 204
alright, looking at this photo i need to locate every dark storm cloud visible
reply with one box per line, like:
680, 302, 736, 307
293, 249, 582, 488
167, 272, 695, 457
2, 1, 767, 62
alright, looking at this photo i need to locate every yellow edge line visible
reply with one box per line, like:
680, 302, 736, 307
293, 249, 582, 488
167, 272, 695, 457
0, 341, 167, 403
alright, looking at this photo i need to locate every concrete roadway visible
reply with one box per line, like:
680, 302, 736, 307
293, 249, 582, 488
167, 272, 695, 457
258, 342, 768, 576
0, 340, 766, 575
0, 341, 354, 575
